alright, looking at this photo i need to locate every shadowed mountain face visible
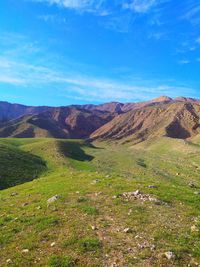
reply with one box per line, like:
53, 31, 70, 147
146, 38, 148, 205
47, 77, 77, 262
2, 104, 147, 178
1, 96, 200, 141
0, 107, 114, 139
0, 101, 52, 122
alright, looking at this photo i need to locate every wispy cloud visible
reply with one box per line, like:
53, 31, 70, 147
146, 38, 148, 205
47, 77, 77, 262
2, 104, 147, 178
123, 0, 156, 13
181, 2, 200, 25
33, 0, 108, 15
178, 59, 190, 65
0, 30, 198, 104
0, 55, 197, 103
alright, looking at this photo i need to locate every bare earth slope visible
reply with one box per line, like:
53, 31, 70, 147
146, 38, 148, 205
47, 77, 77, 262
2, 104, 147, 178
0, 107, 114, 138
1, 96, 200, 141
91, 102, 200, 144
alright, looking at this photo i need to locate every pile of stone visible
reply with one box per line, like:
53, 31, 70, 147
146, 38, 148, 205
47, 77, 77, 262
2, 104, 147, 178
118, 190, 158, 202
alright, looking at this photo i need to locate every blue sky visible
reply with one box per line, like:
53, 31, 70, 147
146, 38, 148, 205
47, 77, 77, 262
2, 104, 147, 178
0, 0, 200, 106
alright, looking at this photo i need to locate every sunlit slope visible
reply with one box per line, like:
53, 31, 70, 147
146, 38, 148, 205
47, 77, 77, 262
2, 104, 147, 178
0, 138, 200, 266
0, 138, 94, 190
91, 102, 200, 144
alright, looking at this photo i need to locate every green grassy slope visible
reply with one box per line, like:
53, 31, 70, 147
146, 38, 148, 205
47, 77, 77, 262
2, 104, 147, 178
0, 137, 200, 266
0, 140, 47, 190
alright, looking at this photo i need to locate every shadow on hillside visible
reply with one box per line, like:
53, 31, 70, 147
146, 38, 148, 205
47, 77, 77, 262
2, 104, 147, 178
58, 141, 94, 162
0, 144, 47, 190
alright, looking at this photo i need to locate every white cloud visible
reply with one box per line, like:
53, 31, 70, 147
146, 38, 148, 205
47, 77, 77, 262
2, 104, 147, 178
123, 0, 156, 13
182, 3, 200, 25
196, 37, 200, 44
178, 60, 190, 65
34, 0, 107, 14
0, 56, 196, 102
0, 75, 25, 85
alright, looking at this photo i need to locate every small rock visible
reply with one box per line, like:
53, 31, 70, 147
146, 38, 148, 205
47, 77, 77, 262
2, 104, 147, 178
148, 185, 157, 189
190, 258, 199, 266
91, 179, 100, 185
22, 202, 29, 207
76, 191, 80, 194
176, 173, 180, 176
164, 251, 175, 260
194, 192, 200, 195
189, 182, 197, 188
51, 242, 56, 247
151, 245, 156, 251
134, 190, 140, 196
123, 228, 131, 233
91, 225, 97, 230
128, 209, 132, 215
6, 259, 12, 263
47, 195, 60, 205
36, 206, 41, 210
10, 192, 18, 197
191, 225, 199, 232
22, 249, 29, 253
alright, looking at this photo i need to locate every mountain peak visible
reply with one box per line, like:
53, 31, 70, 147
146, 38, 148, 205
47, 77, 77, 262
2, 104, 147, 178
151, 96, 173, 103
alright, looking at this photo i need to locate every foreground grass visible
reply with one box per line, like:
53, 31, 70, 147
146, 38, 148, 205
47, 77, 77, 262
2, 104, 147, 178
0, 137, 200, 266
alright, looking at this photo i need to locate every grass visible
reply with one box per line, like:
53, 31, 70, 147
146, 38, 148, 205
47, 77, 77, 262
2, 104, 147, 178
0, 137, 200, 266
0, 141, 46, 189
48, 255, 76, 267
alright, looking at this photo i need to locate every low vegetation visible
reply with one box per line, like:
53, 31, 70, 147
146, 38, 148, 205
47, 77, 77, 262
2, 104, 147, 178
0, 137, 200, 266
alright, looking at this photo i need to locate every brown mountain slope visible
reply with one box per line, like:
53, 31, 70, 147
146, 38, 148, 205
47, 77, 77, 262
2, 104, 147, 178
90, 102, 200, 144
0, 101, 52, 122
76, 96, 173, 113
0, 107, 114, 138
74, 102, 124, 113
122, 95, 173, 112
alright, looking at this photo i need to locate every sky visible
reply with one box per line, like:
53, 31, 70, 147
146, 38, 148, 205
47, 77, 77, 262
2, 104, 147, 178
0, 0, 200, 106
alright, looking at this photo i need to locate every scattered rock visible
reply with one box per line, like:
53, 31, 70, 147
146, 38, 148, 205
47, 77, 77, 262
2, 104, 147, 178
10, 192, 18, 197
190, 258, 200, 266
119, 190, 158, 202
94, 192, 102, 197
22, 202, 29, 207
91, 179, 100, 185
51, 242, 56, 247
47, 195, 60, 205
191, 225, 199, 232
164, 251, 175, 260
91, 225, 98, 230
148, 185, 157, 189
128, 209, 132, 215
138, 241, 149, 249
22, 249, 29, 253
123, 228, 131, 233
189, 182, 197, 188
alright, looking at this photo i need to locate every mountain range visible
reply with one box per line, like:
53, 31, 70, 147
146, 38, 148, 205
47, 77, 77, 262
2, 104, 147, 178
0, 96, 200, 143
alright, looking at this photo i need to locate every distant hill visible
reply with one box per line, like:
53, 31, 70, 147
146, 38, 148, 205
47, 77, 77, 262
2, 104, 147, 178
0, 107, 113, 138
91, 101, 200, 144
0, 96, 200, 141
0, 101, 52, 122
